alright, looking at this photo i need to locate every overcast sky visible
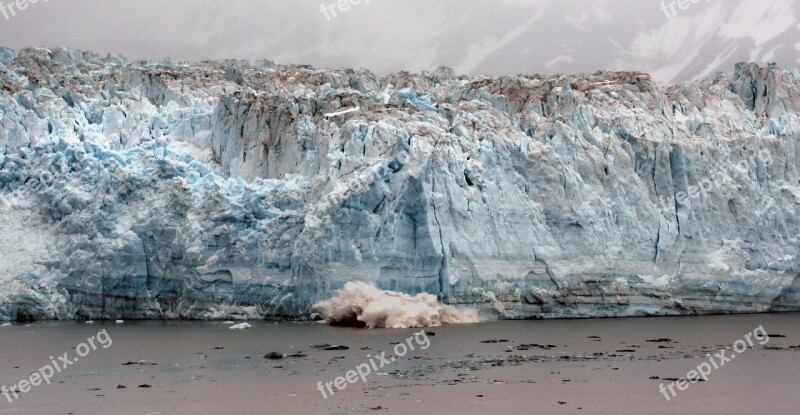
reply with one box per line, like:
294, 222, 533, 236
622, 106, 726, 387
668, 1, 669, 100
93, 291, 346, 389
1, 0, 798, 85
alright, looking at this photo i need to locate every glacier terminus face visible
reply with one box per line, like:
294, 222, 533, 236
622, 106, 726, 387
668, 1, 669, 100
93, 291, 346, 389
1, 47, 800, 321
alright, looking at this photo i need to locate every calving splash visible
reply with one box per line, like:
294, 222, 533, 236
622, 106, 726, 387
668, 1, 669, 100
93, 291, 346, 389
313, 282, 480, 328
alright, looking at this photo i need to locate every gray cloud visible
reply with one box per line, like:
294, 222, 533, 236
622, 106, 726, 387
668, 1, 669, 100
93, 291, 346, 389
0, 0, 797, 84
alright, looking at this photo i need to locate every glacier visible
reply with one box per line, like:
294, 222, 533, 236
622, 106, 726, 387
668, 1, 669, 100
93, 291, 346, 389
1, 47, 799, 321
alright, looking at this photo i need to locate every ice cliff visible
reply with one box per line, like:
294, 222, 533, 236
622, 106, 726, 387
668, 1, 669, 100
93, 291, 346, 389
1, 47, 799, 321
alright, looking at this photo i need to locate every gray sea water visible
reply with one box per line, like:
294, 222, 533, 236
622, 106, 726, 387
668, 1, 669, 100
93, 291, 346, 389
0, 313, 798, 414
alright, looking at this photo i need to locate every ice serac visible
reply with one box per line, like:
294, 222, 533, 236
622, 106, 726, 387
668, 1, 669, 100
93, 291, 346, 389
1, 47, 800, 321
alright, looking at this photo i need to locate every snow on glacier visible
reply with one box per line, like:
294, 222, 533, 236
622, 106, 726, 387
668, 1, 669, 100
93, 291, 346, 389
1, 47, 800, 321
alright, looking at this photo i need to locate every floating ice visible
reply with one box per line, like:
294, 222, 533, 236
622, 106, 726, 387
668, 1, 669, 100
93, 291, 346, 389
229, 322, 252, 330
313, 282, 480, 329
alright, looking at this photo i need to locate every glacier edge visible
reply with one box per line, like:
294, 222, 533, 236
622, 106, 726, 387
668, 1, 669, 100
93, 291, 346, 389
0, 48, 799, 320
